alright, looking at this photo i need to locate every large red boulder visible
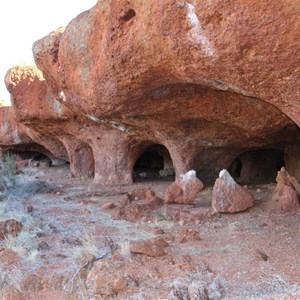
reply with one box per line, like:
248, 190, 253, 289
212, 169, 255, 213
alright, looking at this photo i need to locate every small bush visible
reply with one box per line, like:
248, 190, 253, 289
0, 152, 17, 193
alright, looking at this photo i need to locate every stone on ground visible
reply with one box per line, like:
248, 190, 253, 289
165, 170, 203, 204
212, 169, 255, 213
269, 167, 300, 213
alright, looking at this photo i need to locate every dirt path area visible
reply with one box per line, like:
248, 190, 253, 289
0, 165, 300, 299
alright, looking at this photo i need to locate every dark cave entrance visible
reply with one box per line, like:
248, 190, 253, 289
3, 150, 53, 167
133, 144, 175, 181
228, 148, 285, 184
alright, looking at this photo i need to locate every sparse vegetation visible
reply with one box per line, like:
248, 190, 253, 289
73, 231, 100, 261
0, 265, 24, 294
0, 151, 17, 193
4, 231, 40, 264
119, 240, 131, 258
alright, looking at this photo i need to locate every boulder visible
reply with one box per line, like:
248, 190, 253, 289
130, 237, 169, 257
212, 169, 255, 213
269, 168, 300, 213
165, 170, 203, 204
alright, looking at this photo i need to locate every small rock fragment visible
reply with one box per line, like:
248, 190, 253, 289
177, 229, 201, 243
93, 274, 127, 297
101, 202, 116, 210
0, 219, 22, 240
130, 237, 169, 257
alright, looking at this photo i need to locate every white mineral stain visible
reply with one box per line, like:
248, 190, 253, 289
186, 2, 214, 57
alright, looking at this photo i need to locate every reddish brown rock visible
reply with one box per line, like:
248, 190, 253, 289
1, 288, 21, 300
269, 168, 300, 213
287, 173, 300, 197
1, 0, 300, 187
86, 256, 128, 298
130, 237, 169, 257
0, 248, 20, 267
177, 229, 201, 243
112, 188, 163, 222
4, 66, 95, 178
165, 170, 203, 204
165, 205, 213, 224
212, 169, 255, 213
0, 106, 54, 162
285, 145, 300, 183
93, 275, 127, 297
0, 219, 22, 240
101, 202, 116, 210
153, 227, 165, 235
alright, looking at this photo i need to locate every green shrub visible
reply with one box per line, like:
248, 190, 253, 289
0, 151, 17, 192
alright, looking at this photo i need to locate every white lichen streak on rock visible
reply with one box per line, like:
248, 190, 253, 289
2, 122, 9, 134
180, 170, 197, 181
87, 114, 103, 123
58, 91, 67, 102
186, 1, 214, 57
53, 100, 65, 117
111, 121, 127, 133
12, 129, 21, 144
87, 115, 128, 133
219, 169, 235, 187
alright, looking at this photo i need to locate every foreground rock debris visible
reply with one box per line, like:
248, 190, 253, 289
212, 169, 255, 213
112, 188, 163, 222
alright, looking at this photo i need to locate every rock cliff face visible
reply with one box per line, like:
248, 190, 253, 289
1, 0, 300, 185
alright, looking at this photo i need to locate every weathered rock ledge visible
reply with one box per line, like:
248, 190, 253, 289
1, 0, 300, 186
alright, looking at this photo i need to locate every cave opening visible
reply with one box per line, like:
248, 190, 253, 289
228, 148, 285, 184
4, 150, 52, 167
133, 144, 175, 181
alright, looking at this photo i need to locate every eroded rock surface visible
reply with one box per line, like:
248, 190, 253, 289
212, 169, 255, 213
0, 0, 299, 186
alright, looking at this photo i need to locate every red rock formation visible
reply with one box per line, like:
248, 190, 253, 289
212, 169, 255, 213
4, 66, 95, 178
269, 168, 300, 213
1, 0, 300, 186
0, 106, 58, 162
165, 170, 203, 204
